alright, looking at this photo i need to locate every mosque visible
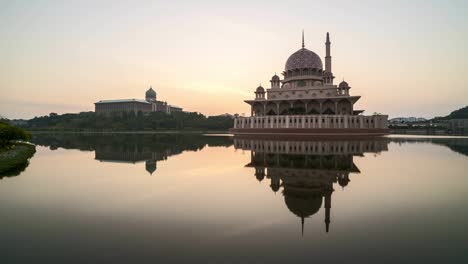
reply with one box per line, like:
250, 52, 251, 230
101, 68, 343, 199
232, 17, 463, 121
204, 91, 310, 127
95, 86, 182, 115
234, 137, 389, 234
230, 32, 389, 136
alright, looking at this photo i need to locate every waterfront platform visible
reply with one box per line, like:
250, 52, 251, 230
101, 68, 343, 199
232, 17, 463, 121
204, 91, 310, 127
230, 114, 389, 136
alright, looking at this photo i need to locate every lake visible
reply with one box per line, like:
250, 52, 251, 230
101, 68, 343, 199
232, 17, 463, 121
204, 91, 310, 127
1, 133, 467, 263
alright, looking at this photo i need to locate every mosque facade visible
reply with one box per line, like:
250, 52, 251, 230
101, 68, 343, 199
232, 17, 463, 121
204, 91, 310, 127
95, 86, 182, 115
230, 32, 389, 136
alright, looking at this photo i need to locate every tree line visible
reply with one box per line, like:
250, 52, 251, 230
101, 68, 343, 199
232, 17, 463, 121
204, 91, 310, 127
18, 111, 234, 131
433, 106, 468, 121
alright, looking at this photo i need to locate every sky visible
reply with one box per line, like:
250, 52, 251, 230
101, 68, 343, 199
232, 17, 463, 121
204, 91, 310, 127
0, 0, 467, 119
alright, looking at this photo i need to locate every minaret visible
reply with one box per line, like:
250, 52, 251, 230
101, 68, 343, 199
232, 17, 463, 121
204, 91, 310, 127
302, 30, 305, 49
325, 32, 332, 73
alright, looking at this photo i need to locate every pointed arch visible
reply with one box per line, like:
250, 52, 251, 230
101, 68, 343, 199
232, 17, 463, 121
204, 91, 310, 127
337, 99, 352, 115
265, 102, 277, 116
252, 102, 264, 116
322, 99, 335, 115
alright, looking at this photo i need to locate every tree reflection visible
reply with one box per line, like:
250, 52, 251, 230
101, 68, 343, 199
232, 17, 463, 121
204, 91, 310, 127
31, 133, 233, 175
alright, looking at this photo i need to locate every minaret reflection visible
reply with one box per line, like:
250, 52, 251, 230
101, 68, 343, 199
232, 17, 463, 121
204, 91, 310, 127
236, 137, 389, 235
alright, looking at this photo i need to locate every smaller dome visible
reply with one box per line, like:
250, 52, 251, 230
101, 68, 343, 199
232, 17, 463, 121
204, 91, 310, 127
339, 81, 349, 89
270, 183, 280, 193
146, 87, 156, 98
271, 74, 280, 81
338, 178, 350, 187
256, 85, 265, 93
255, 173, 265, 182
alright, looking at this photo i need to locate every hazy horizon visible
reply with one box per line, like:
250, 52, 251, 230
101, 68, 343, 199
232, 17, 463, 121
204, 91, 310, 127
1, 0, 467, 119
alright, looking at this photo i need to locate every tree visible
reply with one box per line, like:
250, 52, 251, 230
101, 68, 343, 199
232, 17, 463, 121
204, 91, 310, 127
0, 121, 32, 147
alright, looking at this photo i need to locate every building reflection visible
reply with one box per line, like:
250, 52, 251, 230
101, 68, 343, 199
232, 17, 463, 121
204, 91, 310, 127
94, 144, 174, 175
234, 137, 389, 234
31, 133, 233, 175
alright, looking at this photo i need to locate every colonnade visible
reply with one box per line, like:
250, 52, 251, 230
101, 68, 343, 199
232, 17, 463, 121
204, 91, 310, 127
234, 115, 388, 129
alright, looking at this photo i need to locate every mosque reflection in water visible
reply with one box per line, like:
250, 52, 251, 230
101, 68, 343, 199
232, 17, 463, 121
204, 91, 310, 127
28, 133, 468, 235
234, 137, 389, 234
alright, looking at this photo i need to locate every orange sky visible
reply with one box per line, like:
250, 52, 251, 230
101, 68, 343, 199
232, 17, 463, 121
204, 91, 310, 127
1, 0, 467, 119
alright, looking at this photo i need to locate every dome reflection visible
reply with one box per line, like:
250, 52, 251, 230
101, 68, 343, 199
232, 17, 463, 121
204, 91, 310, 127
235, 136, 389, 234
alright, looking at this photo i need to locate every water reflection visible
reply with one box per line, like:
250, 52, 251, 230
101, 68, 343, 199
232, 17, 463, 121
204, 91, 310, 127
0, 159, 33, 179
1, 133, 467, 262
235, 137, 389, 234
390, 137, 468, 157
31, 133, 234, 175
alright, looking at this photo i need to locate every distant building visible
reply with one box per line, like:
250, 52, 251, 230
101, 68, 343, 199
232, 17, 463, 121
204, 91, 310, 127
9, 119, 28, 126
169, 105, 183, 113
95, 86, 183, 115
449, 119, 468, 134
216, 113, 239, 118
389, 117, 427, 123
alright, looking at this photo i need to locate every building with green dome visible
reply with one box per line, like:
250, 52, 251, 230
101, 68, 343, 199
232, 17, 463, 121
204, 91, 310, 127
95, 86, 182, 115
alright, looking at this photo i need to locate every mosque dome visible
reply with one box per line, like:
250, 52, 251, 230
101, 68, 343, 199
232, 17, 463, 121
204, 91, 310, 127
339, 81, 349, 89
145, 87, 156, 99
285, 48, 323, 71
256, 85, 265, 93
271, 74, 280, 81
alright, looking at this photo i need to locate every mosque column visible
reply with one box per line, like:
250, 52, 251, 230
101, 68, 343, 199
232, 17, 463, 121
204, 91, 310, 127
263, 103, 266, 117
305, 101, 308, 114
276, 103, 280, 116
319, 102, 323, 114
334, 101, 338, 115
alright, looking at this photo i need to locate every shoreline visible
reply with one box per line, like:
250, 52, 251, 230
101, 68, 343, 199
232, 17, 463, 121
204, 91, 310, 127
26, 129, 468, 137
29, 130, 230, 134
0, 143, 36, 176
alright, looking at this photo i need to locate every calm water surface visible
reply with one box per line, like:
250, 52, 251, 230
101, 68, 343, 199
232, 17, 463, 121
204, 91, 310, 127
1, 134, 468, 263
